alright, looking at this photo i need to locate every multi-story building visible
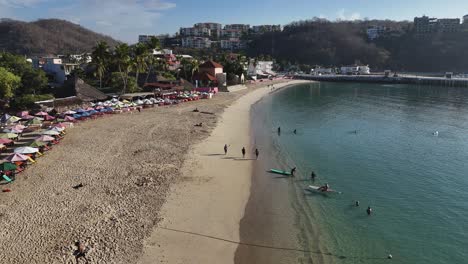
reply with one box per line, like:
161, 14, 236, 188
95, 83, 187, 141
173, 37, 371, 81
194, 22, 222, 37
252, 25, 281, 34
464, 14, 468, 24
414, 15, 461, 33
220, 38, 246, 50
31, 57, 78, 85
181, 37, 212, 49
224, 24, 250, 32
180, 27, 211, 37
138, 34, 168, 44
366, 26, 386, 40
438, 18, 461, 32
222, 29, 243, 38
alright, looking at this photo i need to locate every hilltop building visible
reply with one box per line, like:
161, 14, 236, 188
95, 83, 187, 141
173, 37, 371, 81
367, 26, 386, 40
247, 60, 275, 78
181, 37, 212, 49
414, 15, 461, 34
252, 25, 282, 34
31, 57, 78, 86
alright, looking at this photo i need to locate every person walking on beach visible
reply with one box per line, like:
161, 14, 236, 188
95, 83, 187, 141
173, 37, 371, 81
242, 147, 246, 158
224, 144, 228, 155
255, 148, 259, 159
290, 167, 296, 177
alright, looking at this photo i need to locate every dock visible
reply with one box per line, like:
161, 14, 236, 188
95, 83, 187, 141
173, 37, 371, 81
295, 74, 468, 88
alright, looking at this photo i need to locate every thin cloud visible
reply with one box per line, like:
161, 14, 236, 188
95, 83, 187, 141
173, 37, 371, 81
0, 0, 43, 8
337, 9, 361, 21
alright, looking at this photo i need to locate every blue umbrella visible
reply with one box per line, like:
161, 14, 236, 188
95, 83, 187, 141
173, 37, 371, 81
73, 114, 82, 119
75, 108, 86, 113
1, 114, 11, 123
89, 110, 98, 115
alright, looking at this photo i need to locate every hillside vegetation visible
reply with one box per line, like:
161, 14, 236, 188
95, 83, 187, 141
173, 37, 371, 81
0, 19, 120, 55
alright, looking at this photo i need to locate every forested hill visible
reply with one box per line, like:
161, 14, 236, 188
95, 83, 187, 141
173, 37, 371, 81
0, 19, 120, 55
246, 19, 468, 72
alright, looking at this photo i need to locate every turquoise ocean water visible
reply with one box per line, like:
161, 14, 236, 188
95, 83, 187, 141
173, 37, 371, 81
256, 82, 468, 264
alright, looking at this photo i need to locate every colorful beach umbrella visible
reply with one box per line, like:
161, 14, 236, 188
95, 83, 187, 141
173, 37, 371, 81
35, 111, 48, 116
21, 114, 35, 120
42, 130, 60, 136
43, 115, 55, 121
12, 124, 26, 130
6, 116, 21, 123
30, 141, 47, 147
64, 116, 76, 122
0, 138, 13, 144
17, 111, 29, 117
26, 117, 43, 125
0, 133, 18, 139
64, 110, 76, 115
5, 153, 30, 162
0, 162, 17, 171
0, 144, 5, 149
50, 127, 64, 133
35, 135, 55, 142
14, 147, 39, 154
2, 128, 22, 134
0, 114, 11, 123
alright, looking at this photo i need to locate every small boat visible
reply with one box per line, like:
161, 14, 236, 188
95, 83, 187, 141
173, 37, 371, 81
269, 169, 291, 176
307, 185, 341, 194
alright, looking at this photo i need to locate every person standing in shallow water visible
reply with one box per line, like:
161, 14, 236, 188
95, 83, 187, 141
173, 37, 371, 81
290, 167, 296, 177
255, 148, 259, 159
367, 206, 373, 215
224, 144, 228, 155
310, 171, 316, 181
242, 147, 246, 158
277, 127, 281, 135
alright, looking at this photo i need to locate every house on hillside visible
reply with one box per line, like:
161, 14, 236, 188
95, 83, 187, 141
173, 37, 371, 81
247, 60, 275, 79
193, 60, 226, 89
31, 57, 78, 86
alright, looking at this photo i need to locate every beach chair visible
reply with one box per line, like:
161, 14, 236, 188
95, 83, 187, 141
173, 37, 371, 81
2, 174, 13, 183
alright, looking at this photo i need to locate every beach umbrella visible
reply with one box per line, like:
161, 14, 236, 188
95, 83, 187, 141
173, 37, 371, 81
0, 144, 5, 149
42, 130, 60, 136
64, 116, 76, 122
0, 138, 13, 144
64, 110, 76, 115
54, 123, 67, 129
35, 135, 55, 142
1, 114, 11, 123
14, 147, 39, 154
135, 99, 144, 105
35, 111, 48, 116
43, 115, 55, 121
81, 112, 91, 117
89, 110, 98, 115
12, 124, 26, 130
75, 108, 86, 113
30, 141, 47, 147
17, 111, 29, 117
2, 128, 22, 134
26, 117, 43, 126
0, 162, 16, 171
21, 114, 35, 120
6, 116, 21, 123
5, 153, 30, 162
0, 133, 18, 139
73, 114, 82, 119
50, 127, 64, 132
85, 107, 94, 111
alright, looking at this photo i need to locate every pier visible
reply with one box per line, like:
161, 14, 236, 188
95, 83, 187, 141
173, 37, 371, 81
295, 74, 468, 88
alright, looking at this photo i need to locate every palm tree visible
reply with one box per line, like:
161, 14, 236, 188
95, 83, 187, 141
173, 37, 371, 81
113, 43, 132, 94
91, 41, 110, 89
132, 43, 149, 88
190, 59, 200, 82
144, 36, 161, 84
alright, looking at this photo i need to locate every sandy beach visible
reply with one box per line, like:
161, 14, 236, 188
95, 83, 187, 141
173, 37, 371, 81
138, 80, 310, 264
0, 79, 304, 264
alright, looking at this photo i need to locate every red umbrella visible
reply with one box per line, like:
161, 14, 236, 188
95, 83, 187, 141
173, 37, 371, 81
35, 111, 49, 116
21, 115, 35, 120
44, 115, 55, 121
0, 138, 13, 144
35, 135, 55, 142
5, 153, 30, 162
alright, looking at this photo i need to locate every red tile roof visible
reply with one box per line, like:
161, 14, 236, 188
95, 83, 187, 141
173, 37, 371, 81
200, 60, 223, 69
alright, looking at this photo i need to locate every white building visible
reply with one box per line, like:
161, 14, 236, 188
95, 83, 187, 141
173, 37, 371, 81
247, 60, 275, 77
311, 67, 334, 75
181, 37, 212, 49
220, 38, 246, 50
31, 57, 78, 85
464, 14, 468, 24
367, 26, 385, 40
224, 24, 250, 32
252, 25, 282, 34
340, 65, 370, 75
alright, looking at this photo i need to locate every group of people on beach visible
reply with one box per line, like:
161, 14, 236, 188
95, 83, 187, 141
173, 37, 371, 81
224, 144, 259, 160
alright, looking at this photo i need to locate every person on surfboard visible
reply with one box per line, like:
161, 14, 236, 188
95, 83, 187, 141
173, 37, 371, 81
318, 183, 330, 192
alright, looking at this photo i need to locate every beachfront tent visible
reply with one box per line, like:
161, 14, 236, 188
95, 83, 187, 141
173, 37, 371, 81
14, 147, 39, 154
0, 138, 13, 144
0, 114, 11, 123
5, 153, 30, 162
35, 135, 55, 142
42, 130, 60, 136
0, 162, 16, 171
0, 133, 19, 139
35, 111, 48, 116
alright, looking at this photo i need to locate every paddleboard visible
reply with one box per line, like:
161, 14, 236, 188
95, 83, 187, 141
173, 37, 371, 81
307, 185, 341, 194
269, 169, 291, 175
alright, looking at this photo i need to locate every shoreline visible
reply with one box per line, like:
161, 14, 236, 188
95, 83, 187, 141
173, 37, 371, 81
138, 80, 310, 264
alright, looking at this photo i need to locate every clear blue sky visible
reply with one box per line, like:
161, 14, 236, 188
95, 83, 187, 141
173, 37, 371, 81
1, 0, 467, 42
